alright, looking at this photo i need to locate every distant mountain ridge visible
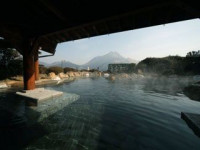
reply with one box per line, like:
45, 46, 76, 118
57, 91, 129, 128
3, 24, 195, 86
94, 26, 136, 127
81, 52, 138, 71
40, 60, 79, 69
40, 52, 138, 71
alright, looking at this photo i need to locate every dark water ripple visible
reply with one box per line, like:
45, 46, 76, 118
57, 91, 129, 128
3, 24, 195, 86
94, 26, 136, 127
1, 77, 200, 150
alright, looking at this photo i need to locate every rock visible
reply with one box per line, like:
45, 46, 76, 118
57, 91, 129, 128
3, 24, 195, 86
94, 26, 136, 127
0, 82, 8, 89
48, 72, 60, 80
65, 74, 69, 78
120, 73, 129, 78
58, 72, 66, 79
183, 84, 200, 101
40, 74, 48, 79
80, 71, 89, 77
5, 80, 16, 85
193, 75, 200, 82
67, 71, 74, 77
48, 72, 56, 79
92, 72, 100, 77
138, 69, 143, 75
109, 75, 115, 81
104, 73, 110, 77
52, 76, 61, 81
74, 72, 81, 77
85, 73, 89, 77
10, 76, 23, 81
138, 74, 144, 78
129, 73, 137, 78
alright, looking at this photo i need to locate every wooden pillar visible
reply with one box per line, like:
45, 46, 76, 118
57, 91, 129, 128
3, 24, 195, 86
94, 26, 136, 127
23, 43, 35, 90
34, 50, 39, 81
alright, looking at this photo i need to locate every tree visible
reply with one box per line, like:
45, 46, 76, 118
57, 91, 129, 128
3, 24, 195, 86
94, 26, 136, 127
47, 66, 64, 74
0, 48, 22, 80
186, 50, 200, 57
0, 48, 20, 66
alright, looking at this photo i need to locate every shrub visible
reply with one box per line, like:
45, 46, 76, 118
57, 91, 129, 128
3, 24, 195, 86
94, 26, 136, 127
89, 69, 99, 72
7, 60, 23, 76
0, 66, 7, 80
47, 66, 63, 75
39, 65, 48, 74
64, 67, 77, 73
80, 69, 88, 72
136, 56, 200, 75
0, 60, 23, 80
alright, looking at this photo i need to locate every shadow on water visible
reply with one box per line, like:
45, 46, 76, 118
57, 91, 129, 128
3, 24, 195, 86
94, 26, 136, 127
0, 91, 48, 150
0, 79, 78, 150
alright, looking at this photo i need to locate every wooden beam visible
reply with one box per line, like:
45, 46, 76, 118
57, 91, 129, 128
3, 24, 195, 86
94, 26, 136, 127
80, 27, 90, 37
38, 0, 67, 22
38, 0, 176, 39
104, 21, 110, 34
0, 26, 24, 54
58, 33, 67, 42
71, 30, 82, 39
117, 17, 122, 31
175, 1, 200, 17
39, 54, 54, 58
23, 41, 35, 90
34, 50, 39, 81
38, 39, 57, 54
92, 25, 99, 35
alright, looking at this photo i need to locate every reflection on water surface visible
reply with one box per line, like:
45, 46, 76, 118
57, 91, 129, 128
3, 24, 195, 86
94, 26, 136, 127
0, 77, 200, 150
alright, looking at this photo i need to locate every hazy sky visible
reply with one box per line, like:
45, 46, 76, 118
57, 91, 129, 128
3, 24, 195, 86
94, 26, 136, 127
40, 19, 200, 65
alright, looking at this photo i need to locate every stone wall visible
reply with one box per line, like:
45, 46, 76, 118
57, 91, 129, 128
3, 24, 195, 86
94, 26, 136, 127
108, 63, 135, 73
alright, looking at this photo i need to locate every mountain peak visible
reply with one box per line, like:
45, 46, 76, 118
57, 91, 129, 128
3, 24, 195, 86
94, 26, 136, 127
83, 51, 136, 71
103, 51, 123, 59
106, 51, 120, 56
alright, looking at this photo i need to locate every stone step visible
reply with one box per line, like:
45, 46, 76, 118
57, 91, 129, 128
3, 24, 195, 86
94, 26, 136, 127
181, 112, 200, 137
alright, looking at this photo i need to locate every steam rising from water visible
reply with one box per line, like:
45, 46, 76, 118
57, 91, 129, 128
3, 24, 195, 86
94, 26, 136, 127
0, 76, 200, 149
25, 77, 200, 150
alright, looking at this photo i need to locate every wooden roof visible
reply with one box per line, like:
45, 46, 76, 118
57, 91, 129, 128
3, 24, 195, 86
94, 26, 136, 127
0, 0, 199, 54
